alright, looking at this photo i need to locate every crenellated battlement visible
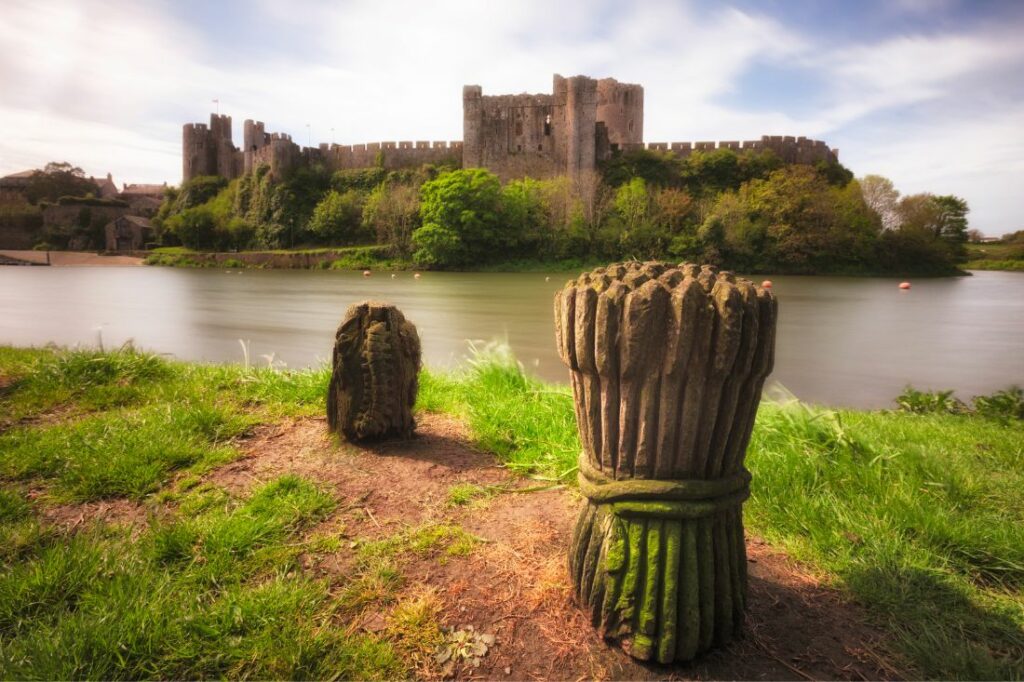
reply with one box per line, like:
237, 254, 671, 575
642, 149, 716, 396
632, 136, 838, 164
183, 74, 838, 185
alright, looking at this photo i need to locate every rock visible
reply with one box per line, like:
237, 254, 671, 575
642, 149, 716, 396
327, 301, 421, 441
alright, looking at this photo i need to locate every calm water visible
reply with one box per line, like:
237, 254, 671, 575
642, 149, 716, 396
1, 266, 1021, 408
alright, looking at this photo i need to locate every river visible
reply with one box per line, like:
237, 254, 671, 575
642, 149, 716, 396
1, 266, 1021, 408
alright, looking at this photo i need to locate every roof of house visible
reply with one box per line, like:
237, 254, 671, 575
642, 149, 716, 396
90, 174, 119, 199
0, 170, 36, 187
120, 183, 166, 196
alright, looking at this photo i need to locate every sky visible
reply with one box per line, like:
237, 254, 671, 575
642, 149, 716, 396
1, 0, 1022, 235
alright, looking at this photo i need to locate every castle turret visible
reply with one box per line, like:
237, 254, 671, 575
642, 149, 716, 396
182, 122, 214, 183
462, 85, 483, 168
564, 75, 598, 181
243, 119, 268, 174
596, 78, 644, 151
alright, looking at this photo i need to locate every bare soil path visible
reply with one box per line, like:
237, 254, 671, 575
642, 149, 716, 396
203, 412, 906, 681
0, 249, 144, 266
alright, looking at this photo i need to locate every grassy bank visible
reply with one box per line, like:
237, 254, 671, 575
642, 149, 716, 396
965, 259, 1024, 272
144, 246, 608, 274
965, 241, 1024, 272
1, 345, 1022, 678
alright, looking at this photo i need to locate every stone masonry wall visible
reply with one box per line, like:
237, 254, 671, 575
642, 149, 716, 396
183, 75, 837, 186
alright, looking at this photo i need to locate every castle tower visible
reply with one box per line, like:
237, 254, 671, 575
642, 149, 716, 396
209, 114, 237, 179
596, 78, 644, 150
563, 75, 598, 181
243, 120, 268, 174
462, 85, 483, 168
182, 122, 215, 183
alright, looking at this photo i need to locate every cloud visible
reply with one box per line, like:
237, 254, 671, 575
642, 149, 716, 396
0, 0, 1020, 233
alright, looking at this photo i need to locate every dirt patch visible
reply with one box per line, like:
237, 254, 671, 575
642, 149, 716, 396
211, 413, 511, 526
0, 250, 144, 266
200, 412, 906, 680
420, 493, 905, 681
39, 496, 151, 534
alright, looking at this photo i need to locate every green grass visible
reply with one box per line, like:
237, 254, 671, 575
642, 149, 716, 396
966, 259, 1024, 272
417, 342, 579, 480
0, 476, 404, 680
965, 241, 1024, 271
1, 344, 1022, 678
419, 346, 1024, 679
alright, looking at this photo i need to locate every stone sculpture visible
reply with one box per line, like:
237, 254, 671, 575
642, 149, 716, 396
327, 301, 421, 442
556, 261, 777, 663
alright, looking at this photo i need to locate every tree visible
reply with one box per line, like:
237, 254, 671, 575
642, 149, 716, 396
895, 193, 969, 261
859, 175, 901, 230
501, 177, 547, 252
24, 162, 99, 204
698, 165, 880, 273
614, 177, 651, 234
932, 195, 969, 255
897, 193, 940, 234
363, 183, 420, 257
309, 189, 364, 243
413, 169, 504, 266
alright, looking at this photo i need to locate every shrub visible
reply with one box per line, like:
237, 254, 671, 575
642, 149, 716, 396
973, 387, 1023, 420
895, 387, 967, 415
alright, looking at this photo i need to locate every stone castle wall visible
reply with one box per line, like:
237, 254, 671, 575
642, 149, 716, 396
632, 136, 837, 165
182, 74, 837, 185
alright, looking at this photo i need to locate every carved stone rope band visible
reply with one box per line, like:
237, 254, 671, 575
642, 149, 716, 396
578, 456, 751, 511
556, 261, 777, 664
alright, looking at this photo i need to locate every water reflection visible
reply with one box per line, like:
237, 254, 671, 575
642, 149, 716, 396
1, 266, 1021, 408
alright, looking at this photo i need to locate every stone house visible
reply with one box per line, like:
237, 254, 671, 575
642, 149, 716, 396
0, 170, 35, 201
105, 215, 154, 252
119, 183, 167, 217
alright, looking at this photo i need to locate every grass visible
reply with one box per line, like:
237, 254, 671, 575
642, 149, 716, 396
965, 241, 1024, 271
1, 344, 1022, 678
0, 348, 407, 679
144, 245, 604, 273
420, 346, 1024, 679
965, 259, 1024, 272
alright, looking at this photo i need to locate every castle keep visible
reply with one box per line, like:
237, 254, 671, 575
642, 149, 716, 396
183, 74, 838, 184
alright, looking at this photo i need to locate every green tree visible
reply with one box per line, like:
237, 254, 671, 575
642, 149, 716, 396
932, 195, 969, 260
24, 162, 99, 204
699, 166, 880, 273
411, 223, 464, 267
601, 149, 682, 188
413, 169, 504, 267
363, 183, 420, 257
501, 178, 547, 253
308, 190, 364, 243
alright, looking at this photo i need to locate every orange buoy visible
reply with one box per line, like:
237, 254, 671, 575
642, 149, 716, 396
362, 270, 371, 277
761, 280, 773, 289
413, 272, 422, 279
899, 282, 911, 290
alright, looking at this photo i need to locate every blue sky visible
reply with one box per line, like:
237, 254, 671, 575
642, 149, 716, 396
1, 0, 1021, 235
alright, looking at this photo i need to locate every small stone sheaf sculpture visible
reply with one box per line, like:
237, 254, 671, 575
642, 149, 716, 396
555, 262, 777, 664
327, 302, 421, 441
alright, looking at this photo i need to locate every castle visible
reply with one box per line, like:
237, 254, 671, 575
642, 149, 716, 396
183, 74, 838, 184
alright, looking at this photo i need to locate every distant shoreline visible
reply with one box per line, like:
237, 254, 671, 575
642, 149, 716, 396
0, 250, 144, 266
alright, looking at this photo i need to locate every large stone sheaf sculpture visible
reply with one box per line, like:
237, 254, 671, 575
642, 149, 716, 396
327, 302, 421, 441
556, 262, 777, 664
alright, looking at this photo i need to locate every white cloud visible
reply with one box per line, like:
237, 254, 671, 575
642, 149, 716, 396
0, 0, 1020, 233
